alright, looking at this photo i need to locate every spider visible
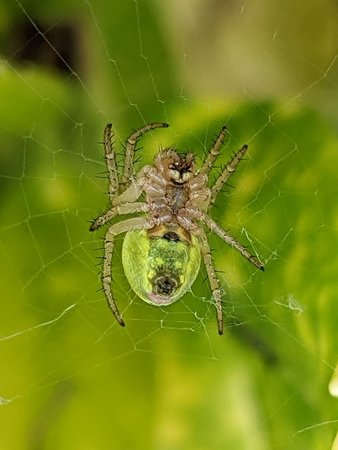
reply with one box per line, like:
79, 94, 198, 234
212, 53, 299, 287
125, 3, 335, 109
90, 122, 264, 334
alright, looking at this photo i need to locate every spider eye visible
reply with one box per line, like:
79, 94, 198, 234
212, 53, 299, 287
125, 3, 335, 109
168, 162, 179, 169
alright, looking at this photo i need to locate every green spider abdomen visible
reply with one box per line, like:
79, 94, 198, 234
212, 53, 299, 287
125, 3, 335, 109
122, 228, 201, 306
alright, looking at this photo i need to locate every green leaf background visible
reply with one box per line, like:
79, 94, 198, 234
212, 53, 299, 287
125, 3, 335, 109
0, 1, 337, 449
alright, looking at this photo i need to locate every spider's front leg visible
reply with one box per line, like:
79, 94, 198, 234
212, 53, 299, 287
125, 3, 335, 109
209, 143, 248, 206
200, 126, 228, 175
102, 122, 169, 202
103, 123, 119, 204
121, 122, 169, 191
197, 229, 224, 335
102, 217, 153, 327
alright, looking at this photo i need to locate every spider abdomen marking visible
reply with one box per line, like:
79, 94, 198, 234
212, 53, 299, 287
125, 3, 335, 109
163, 231, 180, 241
122, 227, 201, 306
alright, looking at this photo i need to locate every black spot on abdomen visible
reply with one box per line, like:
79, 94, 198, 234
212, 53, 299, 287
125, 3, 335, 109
163, 232, 180, 242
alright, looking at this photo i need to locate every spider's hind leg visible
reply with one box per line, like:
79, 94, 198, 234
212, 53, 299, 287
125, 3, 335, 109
102, 217, 152, 327
198, 229, 224, 335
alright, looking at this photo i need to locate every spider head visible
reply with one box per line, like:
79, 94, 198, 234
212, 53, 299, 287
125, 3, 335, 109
156, 150, 195, 184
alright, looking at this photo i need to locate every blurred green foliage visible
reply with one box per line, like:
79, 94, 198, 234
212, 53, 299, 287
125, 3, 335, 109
0, 1, 338, 449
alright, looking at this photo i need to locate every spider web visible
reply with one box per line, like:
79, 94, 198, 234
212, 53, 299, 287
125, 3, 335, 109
0, 0, 338, 449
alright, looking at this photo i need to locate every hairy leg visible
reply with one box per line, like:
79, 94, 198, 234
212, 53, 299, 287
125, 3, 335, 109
198, 229, 224, 335
121, 122, 169, 190
210, 144, 248, 206
102, 217, 153, 326
200, 126, 228, 175
103, 123, 119, 204
203, 215, 264, 271
89, 202, 150, 231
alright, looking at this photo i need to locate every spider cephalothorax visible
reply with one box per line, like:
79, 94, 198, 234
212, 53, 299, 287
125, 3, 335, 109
90, 122, 264, 334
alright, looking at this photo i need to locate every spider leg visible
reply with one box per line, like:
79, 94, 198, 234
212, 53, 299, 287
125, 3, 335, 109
102, 217, 153, 327
121, 122, 169, 190
200, 126, 228, 175
103, 124, 119, 204
210, 144, 248, 206
89, 202, 149, 231
203, 215, 264, 271
198, 229, 224, 335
